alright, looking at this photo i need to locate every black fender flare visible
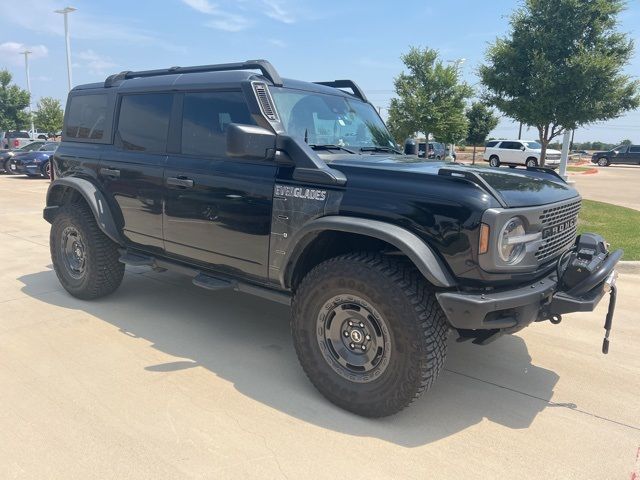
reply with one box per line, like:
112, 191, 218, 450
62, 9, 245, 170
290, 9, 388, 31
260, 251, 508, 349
282, 216, 457, 289
43, 177, 124, 245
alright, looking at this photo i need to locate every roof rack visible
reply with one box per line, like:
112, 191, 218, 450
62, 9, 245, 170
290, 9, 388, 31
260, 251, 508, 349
104, 59, 282, 88
313, 80, 368, 102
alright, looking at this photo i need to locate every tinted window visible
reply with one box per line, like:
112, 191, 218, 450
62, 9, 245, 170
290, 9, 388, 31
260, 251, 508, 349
116, 94, 173, 152
614, 145, 628, 153
500, 141, 523, 150
181, 92, 254, 156
629, 146, 640, 153
65, 94, 108, 140
485, 141, 499, 148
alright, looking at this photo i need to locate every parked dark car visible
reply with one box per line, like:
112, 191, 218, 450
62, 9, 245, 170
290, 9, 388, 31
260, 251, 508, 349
8, 142, 58, 178
0, 140, 46, 173
418, 141, 445, 159
43, 59, 621, 418
591, 145, 640, 166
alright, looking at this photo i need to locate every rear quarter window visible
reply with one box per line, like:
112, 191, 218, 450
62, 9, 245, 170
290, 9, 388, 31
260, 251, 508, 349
65, 94, 110, 142
629, 146, 640, 153
485, 141, 499, 148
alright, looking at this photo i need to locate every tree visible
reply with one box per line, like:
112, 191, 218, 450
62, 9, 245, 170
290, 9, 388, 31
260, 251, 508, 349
465, 102, 499, 164
479, 0, 640, 166
387, 47, 473, 145
619, 139, 633, 146
0, 69, 30, 133
34, 97, 64, 134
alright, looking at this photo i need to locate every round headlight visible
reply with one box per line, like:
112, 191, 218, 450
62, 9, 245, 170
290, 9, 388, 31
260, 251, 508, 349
499, 217, 526, 263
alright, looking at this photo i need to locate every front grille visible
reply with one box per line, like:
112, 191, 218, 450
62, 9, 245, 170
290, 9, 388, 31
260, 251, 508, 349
536, 199, 581, 261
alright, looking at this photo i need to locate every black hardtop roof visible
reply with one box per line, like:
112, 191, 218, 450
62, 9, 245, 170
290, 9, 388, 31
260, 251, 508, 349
71, 60, 367, 101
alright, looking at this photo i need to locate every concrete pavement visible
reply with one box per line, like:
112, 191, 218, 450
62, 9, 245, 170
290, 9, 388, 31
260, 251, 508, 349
571, 164, 640, 211
0, 175, 638, 480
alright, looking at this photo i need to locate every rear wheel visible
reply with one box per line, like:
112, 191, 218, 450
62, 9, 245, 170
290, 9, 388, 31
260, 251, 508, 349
525, 158, 538, 167
41, 161, 51, 179
597, 157, 610, 167
489, 155, 500, 167
50, 203, 124, 299
291, 253, 449, 417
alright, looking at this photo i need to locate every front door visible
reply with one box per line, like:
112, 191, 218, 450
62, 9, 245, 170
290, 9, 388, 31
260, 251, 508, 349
98, 92, 174, 253
163, 91, 276, 282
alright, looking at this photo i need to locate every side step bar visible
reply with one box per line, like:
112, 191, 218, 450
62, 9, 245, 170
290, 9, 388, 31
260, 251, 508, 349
118, 249, 291, 305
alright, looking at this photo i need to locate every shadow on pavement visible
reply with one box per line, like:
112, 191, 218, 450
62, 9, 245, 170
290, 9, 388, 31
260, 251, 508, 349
19, 266, 560, 448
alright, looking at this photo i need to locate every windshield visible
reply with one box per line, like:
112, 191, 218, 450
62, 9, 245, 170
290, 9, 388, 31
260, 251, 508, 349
270, 87, 397, 150
524, 141, 542, 149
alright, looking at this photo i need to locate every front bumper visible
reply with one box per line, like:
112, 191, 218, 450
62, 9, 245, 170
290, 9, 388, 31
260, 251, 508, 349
437, 249, 622, 331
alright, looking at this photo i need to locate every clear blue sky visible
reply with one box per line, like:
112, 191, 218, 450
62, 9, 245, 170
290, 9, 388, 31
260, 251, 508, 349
2, 0, 639, 143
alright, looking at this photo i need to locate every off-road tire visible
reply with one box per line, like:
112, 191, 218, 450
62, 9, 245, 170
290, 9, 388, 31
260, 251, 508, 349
489, 155, 500, 167
50, 203, 124, 299
291, 252, 449, 417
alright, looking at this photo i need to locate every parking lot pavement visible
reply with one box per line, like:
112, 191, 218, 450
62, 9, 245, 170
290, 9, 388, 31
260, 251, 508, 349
572, 164, 640, 211
0, 175, 639, 480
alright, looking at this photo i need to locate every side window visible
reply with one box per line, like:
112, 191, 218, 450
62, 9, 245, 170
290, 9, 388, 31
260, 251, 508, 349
486, 141, 498, 148
116, 94, 173, 152
501, 141, 521, 150
616, 145, 628, 153
629, 146, 640, 153
65, 94, 108, 140
181, 91, 254, 157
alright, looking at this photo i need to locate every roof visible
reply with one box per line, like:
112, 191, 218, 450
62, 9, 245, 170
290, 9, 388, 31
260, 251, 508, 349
72, 69, 359, 100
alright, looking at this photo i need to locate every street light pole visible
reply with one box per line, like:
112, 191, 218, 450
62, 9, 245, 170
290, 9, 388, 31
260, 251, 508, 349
20, 50, 35, 137
55, 6, 76, 92
446, 58, 466, 161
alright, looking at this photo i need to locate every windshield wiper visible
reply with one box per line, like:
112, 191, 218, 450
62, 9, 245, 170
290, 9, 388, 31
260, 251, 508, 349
360, 146, 403, 154
309, 144, 356, 154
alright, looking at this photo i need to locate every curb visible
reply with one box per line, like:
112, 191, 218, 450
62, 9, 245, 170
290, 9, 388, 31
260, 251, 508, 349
618, 261, 640, 274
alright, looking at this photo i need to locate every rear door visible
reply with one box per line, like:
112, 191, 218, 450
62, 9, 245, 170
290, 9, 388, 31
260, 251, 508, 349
98, 92, 173, 254
628, 145, 640, 164
163, 90, 276, 282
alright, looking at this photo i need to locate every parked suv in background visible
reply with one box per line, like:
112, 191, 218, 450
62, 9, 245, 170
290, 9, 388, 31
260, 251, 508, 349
43, 60, 621, 417
484, 140, 561, 168
591, 145, 640, 166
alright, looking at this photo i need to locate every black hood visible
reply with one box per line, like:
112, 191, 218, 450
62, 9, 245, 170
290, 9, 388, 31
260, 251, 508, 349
326, 155, 579, 208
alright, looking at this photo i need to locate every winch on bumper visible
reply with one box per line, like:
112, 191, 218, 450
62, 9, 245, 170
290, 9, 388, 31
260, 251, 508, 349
436, 233, 622, 351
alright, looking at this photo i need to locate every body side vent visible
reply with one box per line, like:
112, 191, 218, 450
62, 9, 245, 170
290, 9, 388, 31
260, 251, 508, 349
253, 82, 279, 122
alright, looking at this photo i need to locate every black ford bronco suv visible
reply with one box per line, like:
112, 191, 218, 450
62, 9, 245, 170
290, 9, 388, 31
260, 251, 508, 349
44, 60, 621, 417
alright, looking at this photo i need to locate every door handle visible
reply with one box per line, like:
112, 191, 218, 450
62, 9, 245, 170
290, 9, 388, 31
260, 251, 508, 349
167, 176, 194, 188
99, 167, 120, 178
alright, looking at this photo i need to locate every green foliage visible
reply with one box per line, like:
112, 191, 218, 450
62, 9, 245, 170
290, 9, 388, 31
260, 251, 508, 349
0, 69, 30, 132
465, 102, 499, 146
479, 0, 640, 165
619, 139, 633, 146
387, 47, 474, 145
34, 97, 64, 134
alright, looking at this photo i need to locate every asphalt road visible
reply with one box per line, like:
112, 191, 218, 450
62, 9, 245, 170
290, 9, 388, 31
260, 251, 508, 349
0, 175, 638, 480
571, 163, 640, 211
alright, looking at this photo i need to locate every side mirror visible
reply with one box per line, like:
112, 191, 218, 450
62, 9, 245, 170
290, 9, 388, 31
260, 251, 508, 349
226, 123, 276, 160
521, 146, 526, 151
613, 150, 619, 155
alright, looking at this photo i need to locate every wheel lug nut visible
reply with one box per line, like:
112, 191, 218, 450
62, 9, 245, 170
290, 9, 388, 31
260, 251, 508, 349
359, 322, 364, 327
365, 335, 371, 340
349, 343, 355, 349
348, 321, 353, 326
361, 345, 366, 351
344, 331, 349, 337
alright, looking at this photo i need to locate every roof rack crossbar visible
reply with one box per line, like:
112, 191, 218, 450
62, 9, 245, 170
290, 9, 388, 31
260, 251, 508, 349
104, 59, 282, 88
314, 80, 368, 102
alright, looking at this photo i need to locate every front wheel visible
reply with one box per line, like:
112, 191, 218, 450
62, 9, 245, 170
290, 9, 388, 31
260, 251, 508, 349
50, 203, 125, 299
597, 157, 610, 167
41, 161, 51, 179
291, 253, 449, 417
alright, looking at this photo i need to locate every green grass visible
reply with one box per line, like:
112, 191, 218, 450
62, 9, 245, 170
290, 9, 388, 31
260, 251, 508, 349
577, 200, 640, 260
